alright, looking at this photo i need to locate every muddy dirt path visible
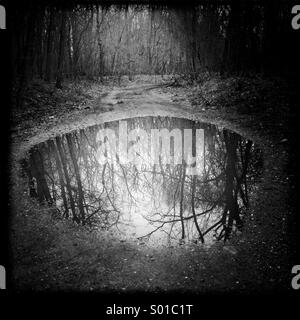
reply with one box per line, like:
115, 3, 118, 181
11, 82, 194, 160
10, 80, 292, 292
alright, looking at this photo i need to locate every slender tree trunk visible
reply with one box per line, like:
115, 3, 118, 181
16, 6, 37, 108
45, 7, 55, 82
96, 6, 104, 81
179, 164, 186, 240
223, 131, 240, 241
237, 140, 252, 209
148, 8, 154, 73
30, 148, 52, 205
66, 133, 85, 224
56, 9, 67, 89
35, 8, 45, 79
55, 136, 79, 223
222, 0, 244, 74
191, 176, 204, 243
48, 140, 69, 218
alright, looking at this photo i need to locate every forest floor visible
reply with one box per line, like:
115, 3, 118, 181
10, 74, 297, 293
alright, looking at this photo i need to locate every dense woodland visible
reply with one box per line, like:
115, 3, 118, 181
10, 0, 299, 107
10, 0, 296, 242
8, 1, 298, 292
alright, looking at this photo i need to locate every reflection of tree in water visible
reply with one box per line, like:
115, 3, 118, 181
24, 117, 263, 245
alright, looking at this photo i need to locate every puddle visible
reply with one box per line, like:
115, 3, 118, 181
22, 116, 263, 247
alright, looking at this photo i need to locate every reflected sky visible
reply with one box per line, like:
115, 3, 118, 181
25, 117, 263, 247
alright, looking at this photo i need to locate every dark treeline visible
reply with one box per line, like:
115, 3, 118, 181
10, 0, 299, 105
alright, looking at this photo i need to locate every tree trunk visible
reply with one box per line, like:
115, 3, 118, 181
179, 164, 186, 240
66, 133, 86, 224
55, 136, 79, 223
45, 7, 55, 82
30, 148, 52, 205
56, 9, 67, 89
48, 140, 69, 218
191, 176, 204, 243
222, 131, 240, 241
16, 5, 37, 108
